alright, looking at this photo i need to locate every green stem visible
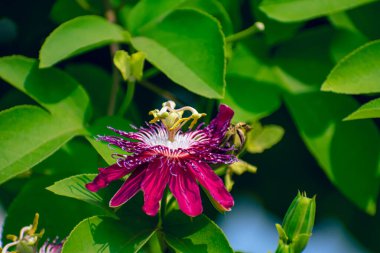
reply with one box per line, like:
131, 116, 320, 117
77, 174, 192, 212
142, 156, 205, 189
103, 0, 121, 115
117, 80, 136, 117
215, 165, 227, 176
158, 188, 168, 228
144, 67, 160, 80
226, 22, 265, 43
139, 80, 183, 105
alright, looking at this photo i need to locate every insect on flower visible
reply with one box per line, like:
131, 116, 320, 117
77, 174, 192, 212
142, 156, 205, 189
86, 101, 238, 217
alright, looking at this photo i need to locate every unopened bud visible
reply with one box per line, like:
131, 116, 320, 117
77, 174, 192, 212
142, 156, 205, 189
221, 122, 251, 155
275, 192, 316, 253
113, 50, 146, 81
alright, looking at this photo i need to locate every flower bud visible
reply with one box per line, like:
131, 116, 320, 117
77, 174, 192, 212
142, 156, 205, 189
275, 192, 316, 253
221, 122, 251, 155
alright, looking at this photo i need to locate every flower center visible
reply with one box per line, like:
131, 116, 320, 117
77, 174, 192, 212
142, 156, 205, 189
149, 101, 206, 142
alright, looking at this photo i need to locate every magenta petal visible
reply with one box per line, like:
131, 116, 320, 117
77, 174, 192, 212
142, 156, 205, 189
109, 167, 146, 207
86, 164, 128, 192
207, 104, 234, 138
169, 168, 203, 217
187, 161, 234, 211
141, 158, 170, 216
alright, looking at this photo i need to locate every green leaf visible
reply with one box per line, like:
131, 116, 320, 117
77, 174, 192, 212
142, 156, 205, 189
345, 97, 380, 120
131, 9, 225, 98
128, 0, 186, 33
86, 116, 132, 165
273, 27, 335, 94
285, 92, 380, 214
0, 55, 91, 126
50, 0, 103, 24
259, 0, 376, 22
2, 176, 101, 243
62, 216, 155, 253
222, 75, 281, 122
33, 138, 99, 176
0, 106, 80, 185
329, 29, 368, 62
164, 211, 233, 253
39, 15, 130, 68
65, 63, 114, 118
182, 0, 234, 35
246, 122, 285, 154
322, 40, 380, 94
47, 174, 111, 213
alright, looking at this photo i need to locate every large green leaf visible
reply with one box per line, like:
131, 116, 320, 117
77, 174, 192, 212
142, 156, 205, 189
222, 75, 281, 122
322, 40, 380, 94
50, 0, 103, 24
0, 56, 91, 125
65, 63, 114, 118
47, 174, 112, 213
62, 216, 155, 253
86, 116, 132, 165
0, 106, 80, 185
2, 176, 101, 243
39, 15, 130, 68
131, 9, 225, 98
127, 0, 186, 33
345, 97, 380, 120
182, 0, 233, 35
259, 0, 376, 22
164, 211, 233, 253
285, 93, 380, 215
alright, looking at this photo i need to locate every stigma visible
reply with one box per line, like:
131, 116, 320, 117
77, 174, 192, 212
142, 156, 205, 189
149, 101, 206, 142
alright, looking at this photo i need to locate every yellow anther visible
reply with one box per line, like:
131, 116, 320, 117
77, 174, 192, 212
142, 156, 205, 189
188, 113, 206, 129
28, 213, 39, 235
6, 234, 18, 242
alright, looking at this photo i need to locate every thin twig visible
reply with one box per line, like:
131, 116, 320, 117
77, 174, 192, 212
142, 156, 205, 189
103, 0, 121, 115
139, 80, 184, 105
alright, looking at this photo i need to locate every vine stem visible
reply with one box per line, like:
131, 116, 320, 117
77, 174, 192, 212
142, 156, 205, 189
139, 80, 184, 105
117, 80, 136, 117
226, 22, 265, 43
103, 0, 121, 115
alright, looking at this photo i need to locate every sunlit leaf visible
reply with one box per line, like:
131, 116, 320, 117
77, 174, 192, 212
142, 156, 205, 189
345, 97, 380, 120
131, 9, 225, 98
47, 174, 111, 212
164, 211, 233, 253
0, 55, 91, 125
0, 106, 80, 185
259, 0, 376, 22
65, 63, 114, 118
2, 176, 101, 243
222, 75, 281, 122
285, 92, 380, 215
62, 216, 155, 253
322, 40, 380, 94
39, 15, 130, 68
246, 122, 285, 154
86, 116, 132, 165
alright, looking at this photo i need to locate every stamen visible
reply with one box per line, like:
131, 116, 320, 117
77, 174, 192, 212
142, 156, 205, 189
148, 101, 206, 142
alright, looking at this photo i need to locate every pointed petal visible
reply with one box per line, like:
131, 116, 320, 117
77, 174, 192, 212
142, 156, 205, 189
141, 158, 170, 216
86, 164, 128, 192
169, 168, 203, 217
207, 104, 234, 139
86, 153, 157, 192
109, 167, 146, 207
187, 161, 234, 211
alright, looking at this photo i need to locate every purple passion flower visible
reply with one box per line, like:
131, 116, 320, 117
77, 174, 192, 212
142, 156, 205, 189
39, 239, 63, 253
86, 101, 237, 217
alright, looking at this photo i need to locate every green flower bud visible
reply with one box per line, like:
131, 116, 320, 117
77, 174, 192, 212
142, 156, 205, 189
113, 50, 146, 81
221, 122, 251, 155
275, 192, 316, 253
